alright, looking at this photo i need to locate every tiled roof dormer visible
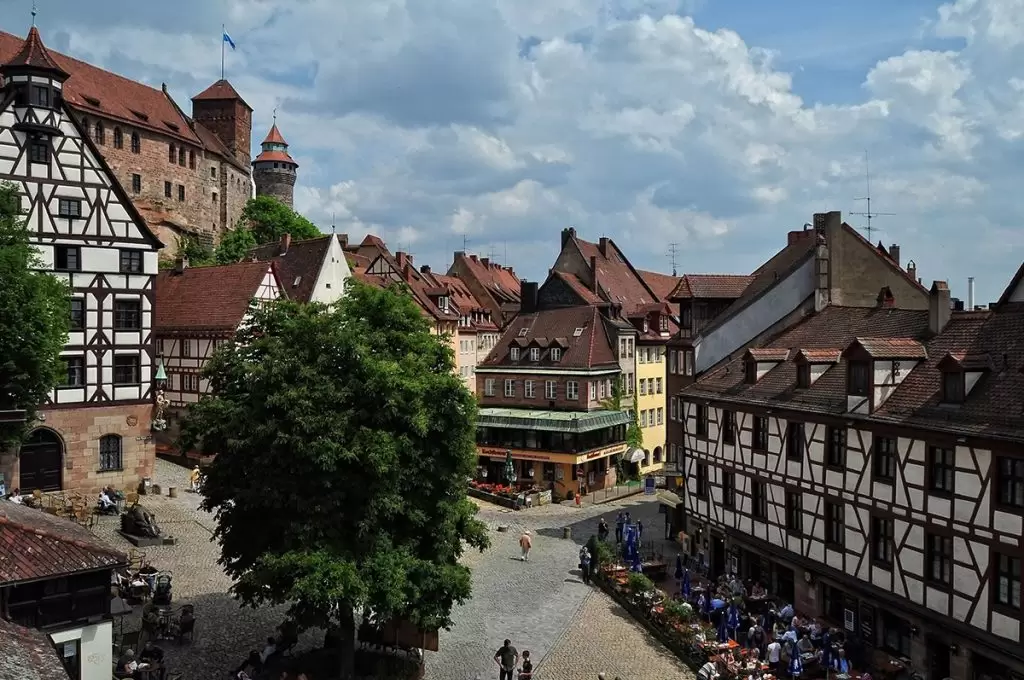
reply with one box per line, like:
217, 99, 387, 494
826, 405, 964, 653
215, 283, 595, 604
842, 337, 927, 414
936, 352, 992, 404
742, 348, 790, 384
793, 348, 842, 388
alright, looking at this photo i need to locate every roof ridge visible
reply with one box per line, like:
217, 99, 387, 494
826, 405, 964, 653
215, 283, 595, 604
0, 515, 125, 561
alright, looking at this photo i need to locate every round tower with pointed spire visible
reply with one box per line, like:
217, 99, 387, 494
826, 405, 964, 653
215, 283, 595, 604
252, 117, 297, 207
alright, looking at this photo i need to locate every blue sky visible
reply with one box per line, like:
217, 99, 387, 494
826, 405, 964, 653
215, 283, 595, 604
17, 0, 1024, 303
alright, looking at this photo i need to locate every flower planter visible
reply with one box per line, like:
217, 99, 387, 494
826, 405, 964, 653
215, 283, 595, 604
466, 486, 519, 509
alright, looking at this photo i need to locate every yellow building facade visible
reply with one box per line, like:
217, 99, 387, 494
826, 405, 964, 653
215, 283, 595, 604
634, 342, 667, 473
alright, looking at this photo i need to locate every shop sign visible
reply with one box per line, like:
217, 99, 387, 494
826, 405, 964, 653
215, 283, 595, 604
478, 447, 553, 462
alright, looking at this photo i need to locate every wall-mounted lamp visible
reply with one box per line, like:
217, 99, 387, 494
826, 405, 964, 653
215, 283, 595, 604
949, 644, 959, 656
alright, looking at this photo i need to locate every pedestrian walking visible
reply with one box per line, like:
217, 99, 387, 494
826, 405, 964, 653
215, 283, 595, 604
614, 511, 625, 544
493, 639, 519, 680
189, 465, 201, 492
597, 518, 609, 542
519, 650, 533, 679
637, 519, 644, 540
664, 511, 672, 539
519, 531, 532, 562
580, 547, 592, 584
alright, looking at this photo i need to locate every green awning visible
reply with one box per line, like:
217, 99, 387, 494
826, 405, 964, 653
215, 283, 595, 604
477, 408, 631, 433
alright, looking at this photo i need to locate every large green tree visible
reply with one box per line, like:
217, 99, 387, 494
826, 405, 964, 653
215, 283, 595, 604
213, 226, 257, 265
240, 195, 320, 245
0, 182, 69, 447
181, 282, 489, 678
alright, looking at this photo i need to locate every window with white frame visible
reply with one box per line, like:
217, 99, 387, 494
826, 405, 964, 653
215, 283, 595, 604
504, 379, 515, 397
524, 380, 535, 398
566, 381, 578, 400
655, 377, 663, 394
484, 378, 495, 396
545, 380, 557, 400
657, 407, 664, 425
589, 382, 596, 401
510, 347, 520, 361
670, 397, 679, 421
669, 350, 677, 374
551, 348, 562, 362
530, 347, 540, 361
639, 379, 648, 395
598, 381, 606, 399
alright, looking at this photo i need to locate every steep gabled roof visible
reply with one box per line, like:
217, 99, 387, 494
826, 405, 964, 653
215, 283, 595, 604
482, 306, 617, 370
249, 236, 332, 303
262, 124, 287, 145
0, 618, 70, 680
0, 502, 126, 585
421, 270, 499, 331
669, 274, 754, 300
1, 26, 67, 76
154, 261, 280, 332
453, 253, 522, 304
192, 78, 252, 110
569, 235, 660, 313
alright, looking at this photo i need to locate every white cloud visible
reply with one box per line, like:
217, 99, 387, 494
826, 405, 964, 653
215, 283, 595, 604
22, 0, 1024, 301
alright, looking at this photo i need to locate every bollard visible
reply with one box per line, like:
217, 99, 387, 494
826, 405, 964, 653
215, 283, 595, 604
168, 486, 177, 498
563, 526, 572, 540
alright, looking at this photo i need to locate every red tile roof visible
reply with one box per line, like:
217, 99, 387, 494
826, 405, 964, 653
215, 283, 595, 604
249, 236, 332, 303
848, 337, 928, 360
746, 348, 791, 362
0, 30, 204, 146
570, 235, 660, 313
192, 78, 252, 110
2, 26, 66, 76
455, 253, 522, 304
794, 349, 842, 363
669, 274, 754, 300
0, 618, 70, 680
262, 124, 287, 145
550, 271, 604, 305
636, 269, 680, 301
481, 306, 618, 369
682, 306, 931, 414
154, 261, 280, 332
421, 270, 499, 331
0, 502, 126, 585
253, 149, 296, 165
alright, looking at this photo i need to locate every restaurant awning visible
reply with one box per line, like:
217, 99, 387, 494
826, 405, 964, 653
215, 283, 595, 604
477, 407, 631, 433
627, 448, 645, 463
657, 489, 684, 507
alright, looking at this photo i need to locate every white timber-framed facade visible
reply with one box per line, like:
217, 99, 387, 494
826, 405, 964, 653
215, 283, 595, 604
677, 272, 1024, 680
0, 27, 162, 493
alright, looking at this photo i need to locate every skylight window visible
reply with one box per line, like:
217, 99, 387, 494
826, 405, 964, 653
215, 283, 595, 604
518, 328, 528, 337
573, 327, 584, 337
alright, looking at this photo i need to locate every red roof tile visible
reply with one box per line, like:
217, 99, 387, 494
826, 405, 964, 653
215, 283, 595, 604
154, 261, 280, 332
0, 502, 126, 585
794, 349, 842, 363
550, 271, 604, 305
2, 26, 67, 76
570, 235, 659, 313
669, 274, 754, 300
636, 269, 680, 300
192, 78, 251, 110
937, 351, 994, 371
262, 124, 287, 145
0, 618, 70, 680
421, 271, 499, 331
683, 306, 931, 414
848, 337, 928, 360
249, 235, 332, 303
481, 306, 618, 369
253, 149, 296, 164
746, 348, 791, 362
0, 30, 202, 146
456, 253, 522, 304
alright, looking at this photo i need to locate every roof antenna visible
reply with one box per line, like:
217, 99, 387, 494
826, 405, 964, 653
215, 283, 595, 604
331, 212, 336, 234
667, 242, 680, 277
462, 233, 469, 251
851, 150, 895, 242
272, 106, 277, 125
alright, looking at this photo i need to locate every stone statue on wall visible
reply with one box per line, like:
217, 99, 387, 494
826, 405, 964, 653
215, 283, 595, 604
152, 390, 170, 431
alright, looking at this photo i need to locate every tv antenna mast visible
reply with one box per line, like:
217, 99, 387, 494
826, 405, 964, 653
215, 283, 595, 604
667, 242, 680, 276
850, 151, 895, 242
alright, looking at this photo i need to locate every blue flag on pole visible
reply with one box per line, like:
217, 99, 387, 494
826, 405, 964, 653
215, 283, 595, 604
223, 31, 236, 50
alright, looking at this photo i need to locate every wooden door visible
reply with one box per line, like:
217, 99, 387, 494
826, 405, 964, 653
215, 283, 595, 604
19, 429, 63, 492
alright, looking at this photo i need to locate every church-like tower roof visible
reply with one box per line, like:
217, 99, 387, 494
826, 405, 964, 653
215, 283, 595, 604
2, 26, 68, 77
261, 123, 287, 146
253, 122, 297, 166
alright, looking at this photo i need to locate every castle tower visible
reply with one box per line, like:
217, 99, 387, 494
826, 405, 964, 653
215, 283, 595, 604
191, 79, 253, 168
252, 122, 298, 207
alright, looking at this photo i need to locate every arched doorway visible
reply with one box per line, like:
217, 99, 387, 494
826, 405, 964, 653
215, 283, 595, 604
653, 446, 663, 463
19, 428, 63, 492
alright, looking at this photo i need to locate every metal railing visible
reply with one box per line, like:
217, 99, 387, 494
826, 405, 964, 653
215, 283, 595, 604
585, 481, 643, 504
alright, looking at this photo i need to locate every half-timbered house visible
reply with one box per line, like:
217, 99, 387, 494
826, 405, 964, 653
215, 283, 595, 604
678, 269, 1024, 680
152, 258, 282, 441
0, 27, 162, 493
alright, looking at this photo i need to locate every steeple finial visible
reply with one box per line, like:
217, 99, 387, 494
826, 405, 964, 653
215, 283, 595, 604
31, 1, 37, 27
273, 107, 277, 124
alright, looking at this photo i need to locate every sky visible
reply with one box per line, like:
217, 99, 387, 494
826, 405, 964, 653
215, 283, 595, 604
17, 0, 1024, 304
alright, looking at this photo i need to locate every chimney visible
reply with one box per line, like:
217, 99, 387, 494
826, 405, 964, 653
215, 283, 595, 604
279, 233, 291, 256
420, 265, 431, 275
811, 211, 841, 238
907, 259, 917, 283
968, 277, 975, 311
561, 226, 576, 249
338, 234, 349, 250
929, 281, 951, 335
520, 281, 539, 314
888, 244, 900, 267
395, 251, 412, 269
174, 255, 189, 275
599, 237, 610, 258
590, 255, 600, 294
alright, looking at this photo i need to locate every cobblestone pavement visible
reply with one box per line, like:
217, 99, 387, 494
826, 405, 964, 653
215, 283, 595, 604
92, 458, 322, 679
426, 494, 694, 680
538, 590, 694, 680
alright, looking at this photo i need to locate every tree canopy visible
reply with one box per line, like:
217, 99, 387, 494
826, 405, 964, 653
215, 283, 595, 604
0, 182, 69, 447
239, 195, 319, 245
212, 227, 257, 265
182, 281, 488, 677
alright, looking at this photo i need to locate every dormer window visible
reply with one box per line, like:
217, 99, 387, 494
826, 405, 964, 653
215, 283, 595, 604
643, 319, 649, 333
796, 363, 811, 389
659, 315, 669, 332
551, 348, 562, 362
744, 359, 757, 384
529, 347, 540, 361
510, 347, 520, 361
848, 360, 870, 396
438, 296, 449, 312
942, 370, 965, 404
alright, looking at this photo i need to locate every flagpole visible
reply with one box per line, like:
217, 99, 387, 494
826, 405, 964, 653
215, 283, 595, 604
221, 24, 225, 80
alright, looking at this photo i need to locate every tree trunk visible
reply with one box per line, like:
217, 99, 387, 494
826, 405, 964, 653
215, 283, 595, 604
337, 603, 357, 680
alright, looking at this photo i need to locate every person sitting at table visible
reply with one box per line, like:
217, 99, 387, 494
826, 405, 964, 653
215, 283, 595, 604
791, 613, 802, 628
139, 640, 164, 664
116, 649, 139, 676
696, 659, 720, 680
797, 633, 816, 656
832, 648, 851, 674
98, 487, 117, 514
808, 620, 822, 639
729, 576, 746, 598
779, 602, 794, 622
750, 582, 767, 598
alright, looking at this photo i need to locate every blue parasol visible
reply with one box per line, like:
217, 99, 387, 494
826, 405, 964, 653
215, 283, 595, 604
717, 615, 729, 643
788, 650, 804, 677
682, 569, 691, 599
726, 603, 740, 638
711, 598, 726, 610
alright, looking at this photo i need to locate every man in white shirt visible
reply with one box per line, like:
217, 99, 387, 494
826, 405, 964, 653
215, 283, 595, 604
696, 660, 719, 680
766, 640, 783, 671
259, 637, 277, 663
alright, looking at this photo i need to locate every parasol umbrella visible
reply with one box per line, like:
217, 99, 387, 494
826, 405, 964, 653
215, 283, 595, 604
717, 615, 729, 643
711, 598, 726, 610
788, 650, 804, 677
682, 568, 691, 599
727, 603, 741, 638
503, 451, 517, 485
